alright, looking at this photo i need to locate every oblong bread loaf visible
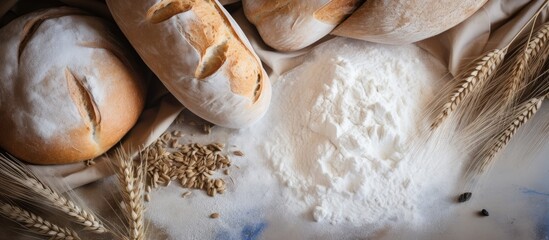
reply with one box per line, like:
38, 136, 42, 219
243, 0, 364, 52
106, 0, 271, 129
0, 7, 146, 164
332, 0, 488, 45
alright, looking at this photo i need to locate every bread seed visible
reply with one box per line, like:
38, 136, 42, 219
480, 209, 489, 216
170, 140, 178, 148
182, 191, 191, 198
172, 130, 183, 137
458, 192, 472, 203
212, 143, 224, 151
84, 159, 96, 166
233, 150, 244, 156
210, 213, 219, 219
215, 179, 223, 188
203, 124, 211, 134
161, 132, 170, 141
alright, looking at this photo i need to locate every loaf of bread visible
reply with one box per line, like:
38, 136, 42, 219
106, 0, 271, 129
332, 0, 488, 45
243, 0, 364, 52
0, 7, 146, 164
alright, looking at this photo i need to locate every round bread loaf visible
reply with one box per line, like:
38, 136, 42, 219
106, 0, 271, 129
0, 7, 146, 164
332, 0, 488, 45
243, 0, 364, 51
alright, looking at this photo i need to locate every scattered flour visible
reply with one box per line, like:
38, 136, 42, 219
263, 38, 448, 225
142, 37, 460, 239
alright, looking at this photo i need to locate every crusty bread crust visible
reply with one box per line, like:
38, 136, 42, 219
0, 7, 146, 164
107, 0, 271, 128
314, 0, 364, 25
333, 0, 488, 44
243, 0, 364, 51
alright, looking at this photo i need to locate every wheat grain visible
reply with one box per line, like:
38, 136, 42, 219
143, 138, 232, 197
181, 191, 192, 198
432, 48, 507, 129
84, 159, 96, 166
503, 23, 549, 106
233, 150, 244, 157
114, 149, 145, 240
0, 202, 80, 240
203, 124, 212, 134
477, 97, 543, 173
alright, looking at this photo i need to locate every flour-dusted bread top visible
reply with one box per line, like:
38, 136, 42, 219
333, 0, 488, 45
0, 7, 146, 164
243, 0, 364, 51
106, 0, 271, 129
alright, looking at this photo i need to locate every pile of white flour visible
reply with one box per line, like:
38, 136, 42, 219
263, 38, 448, 226
142, 38, 458, 239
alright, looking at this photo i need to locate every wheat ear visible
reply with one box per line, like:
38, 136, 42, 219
114, 149, 145, 240
502, 23, 549, 106
22, 178, 107, 233
0, 154, 108, 233
0, 202, 81, 240
431, 48, 507, 129
476, 97, 544, 174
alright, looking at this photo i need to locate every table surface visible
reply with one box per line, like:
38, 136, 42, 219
62, 104, 549, 240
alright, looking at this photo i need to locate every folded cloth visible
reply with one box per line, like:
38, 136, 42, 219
419, 0, 549, 76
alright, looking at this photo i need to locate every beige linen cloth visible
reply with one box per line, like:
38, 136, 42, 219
0, 0, 547, 190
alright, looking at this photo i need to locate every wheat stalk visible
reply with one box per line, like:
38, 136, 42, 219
0, 154, 108, 234
502, 23, 549, 106
114, 148, 145, 240
476, 97, 544, 174
0, 202, 81, 240
431, 48, 507, 129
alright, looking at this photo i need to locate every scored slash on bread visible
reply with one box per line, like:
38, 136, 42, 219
147, 0, 193, 24
107, 0, 271, 128
65, 68, 102, 132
